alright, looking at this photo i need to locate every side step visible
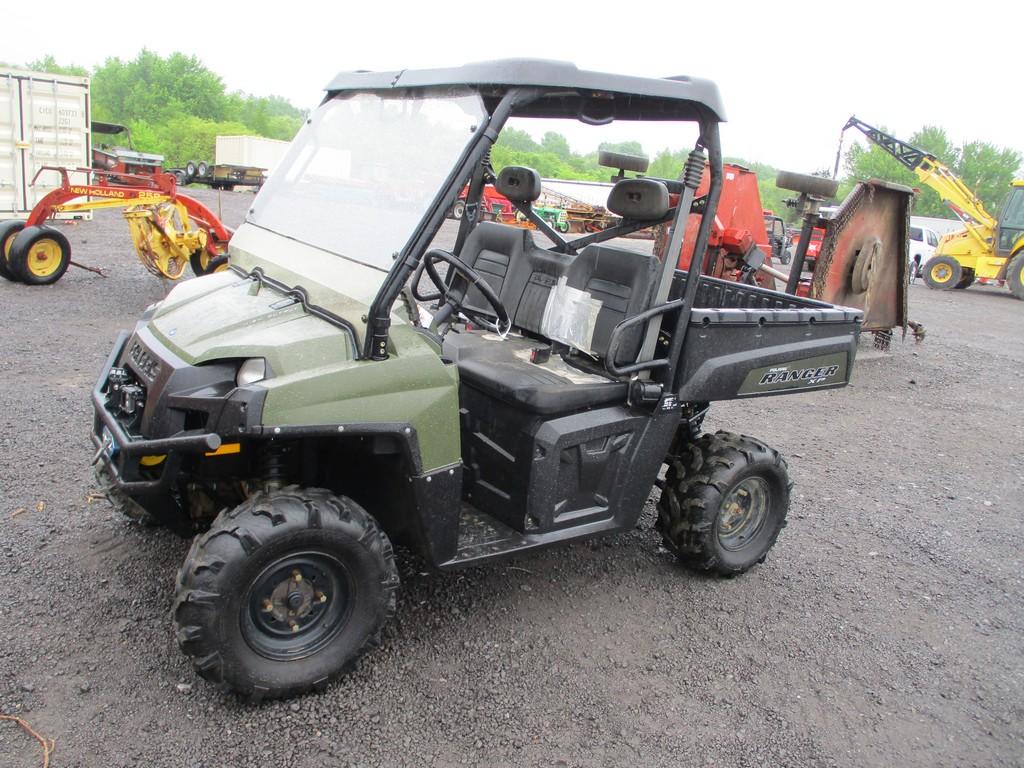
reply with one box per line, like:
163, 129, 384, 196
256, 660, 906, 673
441, 503, 624, 569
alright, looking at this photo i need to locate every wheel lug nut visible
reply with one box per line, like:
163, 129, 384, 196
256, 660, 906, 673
316, 592, 327, 603
292, 570, 302, 582
289, 620, 299, 632
261, 600, 273, 612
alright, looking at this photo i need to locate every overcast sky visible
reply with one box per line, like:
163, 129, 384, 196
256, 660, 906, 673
5, 0, 1020, 174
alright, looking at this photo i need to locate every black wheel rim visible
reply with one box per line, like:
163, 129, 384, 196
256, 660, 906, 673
242, 551, 354, 661
716, 477, 770, 552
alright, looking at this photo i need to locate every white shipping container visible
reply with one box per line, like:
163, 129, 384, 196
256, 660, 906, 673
1, 67, 91, 220
215, 135, 289, 174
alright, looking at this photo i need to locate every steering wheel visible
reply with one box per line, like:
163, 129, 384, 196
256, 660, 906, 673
412, 248, 511, 333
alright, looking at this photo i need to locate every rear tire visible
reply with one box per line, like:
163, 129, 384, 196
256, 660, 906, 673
922, 255, 962, 290
451, 200, 466, 219
0, 220, 26, 281
657, 431, 790, 575
173, 487, 398, 700
953, 269, 975, 289
8, 225, 71, 285
1007, 252, 1024, 300
196, 161, 209, 178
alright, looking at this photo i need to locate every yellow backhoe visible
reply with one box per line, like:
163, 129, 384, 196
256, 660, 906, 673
840, 117, 1024, 300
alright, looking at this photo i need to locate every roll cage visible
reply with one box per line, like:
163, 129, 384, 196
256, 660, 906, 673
336, 61, 725, 396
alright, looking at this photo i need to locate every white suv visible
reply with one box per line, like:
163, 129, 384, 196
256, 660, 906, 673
909, 225, 939, 279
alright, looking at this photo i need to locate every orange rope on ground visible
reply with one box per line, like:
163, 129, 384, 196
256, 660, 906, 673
0, 715, 55, 768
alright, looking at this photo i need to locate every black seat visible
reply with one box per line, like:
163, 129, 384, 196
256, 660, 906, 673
446, 171, 666, 414
454, 222, 531, 316
563, 245, 659, 365
452, 335, 627, 415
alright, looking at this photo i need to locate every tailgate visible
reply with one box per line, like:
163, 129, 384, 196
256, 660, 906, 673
671, 274, 862, 402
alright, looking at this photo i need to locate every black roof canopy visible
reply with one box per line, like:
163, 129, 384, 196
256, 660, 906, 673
324, 59, 726, 122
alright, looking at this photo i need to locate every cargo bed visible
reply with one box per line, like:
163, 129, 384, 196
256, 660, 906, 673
667, 270, 862, 401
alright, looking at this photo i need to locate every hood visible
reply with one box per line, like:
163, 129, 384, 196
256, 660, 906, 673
148, 270, 357, 370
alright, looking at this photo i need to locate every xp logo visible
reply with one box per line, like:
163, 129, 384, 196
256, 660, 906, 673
759, 364, 840, 386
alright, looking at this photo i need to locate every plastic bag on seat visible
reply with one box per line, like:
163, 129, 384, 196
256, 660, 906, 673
540, 276, 602, 354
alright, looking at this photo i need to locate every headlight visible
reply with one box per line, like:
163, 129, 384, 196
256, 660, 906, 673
236, 358, 267, 387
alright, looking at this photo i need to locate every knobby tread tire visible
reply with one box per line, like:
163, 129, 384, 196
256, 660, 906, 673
1007, 252, 1024, 300
656, 431, 792, 575
172, 486, 398, 701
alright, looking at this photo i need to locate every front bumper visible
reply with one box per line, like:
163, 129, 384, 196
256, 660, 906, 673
91, 330, 263, 495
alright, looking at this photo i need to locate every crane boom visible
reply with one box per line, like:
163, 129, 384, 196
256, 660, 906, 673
842, 116, 997, 240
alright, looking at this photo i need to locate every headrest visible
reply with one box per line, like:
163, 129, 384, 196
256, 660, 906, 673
607, 178, 670, 220
495, 166, 542, 202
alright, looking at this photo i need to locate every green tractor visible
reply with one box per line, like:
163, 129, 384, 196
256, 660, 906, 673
93, 60, 863, 700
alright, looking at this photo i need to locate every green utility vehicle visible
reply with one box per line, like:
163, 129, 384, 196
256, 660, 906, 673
93, 60, 863, 700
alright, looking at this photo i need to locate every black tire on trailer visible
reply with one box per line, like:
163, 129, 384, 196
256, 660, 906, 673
173, 486, 399, 700
597, 150, 649, 173
189, 249, 229, 276
953, 270, 975, 289
197, 161, 209, 178
173, 170, 188, 185
775, 171, 839, 198
185, 161, 198, 178
0, 220, 26, 281
657, 431, 791, 575
451, 200, 466, 219
7, 225, 72, 285
1006, 252, 1024, 300
922, 255, 962, 290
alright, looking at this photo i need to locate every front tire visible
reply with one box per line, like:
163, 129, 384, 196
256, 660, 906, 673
173, 487, 399, 700
922, 255, 962, 290
657, 431, 790, 575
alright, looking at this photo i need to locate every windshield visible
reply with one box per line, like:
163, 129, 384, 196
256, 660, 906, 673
248, 89, 485, 272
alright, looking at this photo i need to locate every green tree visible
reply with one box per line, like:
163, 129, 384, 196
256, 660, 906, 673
25, 55, 88, 77
496, 127, 541, 153
540, 132, 571, 159
958, 141, 1022, 216
598, 140, 645, 157
21, 52, 305, 161
843, 124, 1019, 218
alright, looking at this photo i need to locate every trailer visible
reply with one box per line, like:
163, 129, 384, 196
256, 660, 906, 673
1, 67, 91, 221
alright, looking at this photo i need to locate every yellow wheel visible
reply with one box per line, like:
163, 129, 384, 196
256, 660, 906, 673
922, 255, 961, 291
0, 220, 26, 282
189, 248, 229, 276
8, 225, 72, 285
1007, 252, 1024, 300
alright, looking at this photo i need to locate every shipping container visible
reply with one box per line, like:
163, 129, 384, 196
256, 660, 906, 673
1, 67, 91, 220
214, 135, 289, 174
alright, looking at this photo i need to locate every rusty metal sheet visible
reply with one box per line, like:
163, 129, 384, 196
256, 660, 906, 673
811, 180, 913, 332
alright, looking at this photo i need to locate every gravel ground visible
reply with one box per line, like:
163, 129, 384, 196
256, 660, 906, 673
1, 188, 1022, 767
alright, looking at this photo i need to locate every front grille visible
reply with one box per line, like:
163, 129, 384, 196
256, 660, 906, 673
128, 338, 161, 382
